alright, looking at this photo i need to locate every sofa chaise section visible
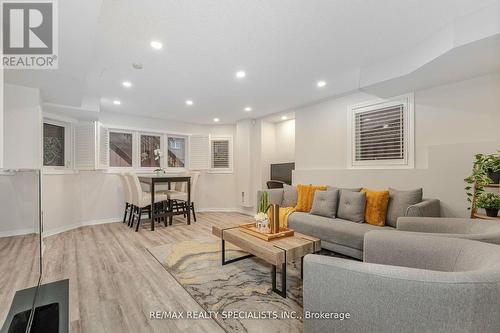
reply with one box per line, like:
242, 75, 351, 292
288, 212, 393, 259
303, 231, 500, 333
397, 216, 500, 245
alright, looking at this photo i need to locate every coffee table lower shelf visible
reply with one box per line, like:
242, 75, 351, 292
221, 237, 288, 298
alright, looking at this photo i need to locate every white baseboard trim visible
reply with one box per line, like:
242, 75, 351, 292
0, 228, 37, 238
197, 207, 254, 216
43, 217, 122, 237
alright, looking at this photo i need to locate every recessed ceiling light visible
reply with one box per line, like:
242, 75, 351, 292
185, 100, 194, 106
213, 118, 220, 122
317, 80, 327, 88
281, 116, 288, 120
150, 40, 163, 50
235, 71, 246, 79
244, 107, 252, 112
113, 100, 121, 105
122, 81, 132, 88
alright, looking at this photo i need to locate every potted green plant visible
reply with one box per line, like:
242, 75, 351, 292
476, 192, 500, 217
464, 151, 500, 208
484, 151, 500, 184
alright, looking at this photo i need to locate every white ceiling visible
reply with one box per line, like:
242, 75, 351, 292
5, 0, 500, 124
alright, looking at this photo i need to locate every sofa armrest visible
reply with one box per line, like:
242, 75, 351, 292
256, 188, 284, 211
303, 254, 479, 333
363, 230, 473, 271
397, 217, 471, 233
405, 198, 441, 218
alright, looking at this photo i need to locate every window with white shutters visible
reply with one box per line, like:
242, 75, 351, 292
74, 121, 97, 170
98, 123, 109, 169
349, 94, 414, 168
210, 137, 232, 172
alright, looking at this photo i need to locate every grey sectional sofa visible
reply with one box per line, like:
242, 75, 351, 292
303, 231, 500, 333
257, 188, 440, 259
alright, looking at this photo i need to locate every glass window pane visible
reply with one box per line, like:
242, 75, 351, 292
355, 105, 404, 161
168, 137, 185, 168
43, 123, 65, 167
140, 135, 161, 168
109, 132, 133, 167
211, 140, 229, 168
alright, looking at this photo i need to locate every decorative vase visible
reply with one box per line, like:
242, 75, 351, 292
268, 204, 280, 234
487, 170, 500, 184
261, 219, 270, 233
155, 169, 165, 176
485, 208, 499, 218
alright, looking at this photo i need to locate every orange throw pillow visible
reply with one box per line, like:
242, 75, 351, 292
361, 188, 390, 226
295, 184, 327, 212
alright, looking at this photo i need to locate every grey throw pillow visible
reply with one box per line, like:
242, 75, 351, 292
282, 184, 298, 207
309, 189, 339, 218
337, 191, 366, 223
386, 188, 423, 227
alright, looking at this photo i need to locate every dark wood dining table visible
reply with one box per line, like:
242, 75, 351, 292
138, 175, 191, 230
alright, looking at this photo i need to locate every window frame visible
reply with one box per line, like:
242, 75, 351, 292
104, 125, 190, 173
42, 117, 73, 171
166, 135, 188, 171
209, 135, 233, 173
347, 93, 414, 169
108, 129, 135, 170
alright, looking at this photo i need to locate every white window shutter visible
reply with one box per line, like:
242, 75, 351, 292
74, 121, 97, 170
189, 135, 209, 170
97, 123, 109, 169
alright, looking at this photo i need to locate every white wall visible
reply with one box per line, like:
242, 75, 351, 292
41, 112, 239, 234
294, 73, 500, 217
234, 117, 296, 213
260, 121, 277, 189
0, 68, 4, 168
236, 120, 253, 207
274, 119, 295, 163
253, 118, 296, 190
0, 171, 39, 237
3, 84, 42, 169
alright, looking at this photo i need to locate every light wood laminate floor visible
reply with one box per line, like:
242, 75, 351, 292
2, 212, 255, 333
0, 234, 40, 327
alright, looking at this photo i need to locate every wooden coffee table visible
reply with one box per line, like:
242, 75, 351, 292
212, 225, 321, 298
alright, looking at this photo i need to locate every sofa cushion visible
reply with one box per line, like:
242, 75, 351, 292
282, 184, 298, 208
288, 212, 392, 250
386, 188, 423, 227
295, 184, 327, 212
337, 190, 366, 223
361, 188, 390, 226
310, 189, 339, 218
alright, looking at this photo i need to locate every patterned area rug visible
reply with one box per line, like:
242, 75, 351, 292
148, 238, 306, 332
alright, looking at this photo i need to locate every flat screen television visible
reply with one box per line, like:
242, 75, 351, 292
270, 162, 295, 185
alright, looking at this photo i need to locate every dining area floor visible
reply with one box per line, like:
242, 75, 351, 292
119, 172, 200, 232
